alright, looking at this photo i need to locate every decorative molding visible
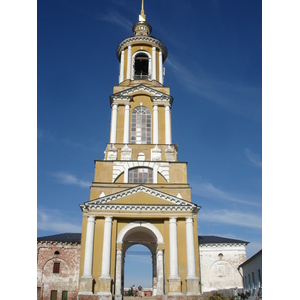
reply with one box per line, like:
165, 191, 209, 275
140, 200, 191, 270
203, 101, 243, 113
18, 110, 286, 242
117, 36, 167, 61
80, 185, 200, 213
117, 221, 164, 244
110, 84, 173, 105
112, 161, 169, 183
81, 203, 197, 213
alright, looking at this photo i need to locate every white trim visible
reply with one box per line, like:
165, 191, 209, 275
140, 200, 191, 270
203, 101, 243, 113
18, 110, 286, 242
132, 50, 152, 80
152, 46, 156, 80
116, 221, 164, 244
112, 161, 169, 183
126, 45, 132, 80
119, 50, 125, 83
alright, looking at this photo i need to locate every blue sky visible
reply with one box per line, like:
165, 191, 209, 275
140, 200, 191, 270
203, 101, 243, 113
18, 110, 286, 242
36, 0, 262, 286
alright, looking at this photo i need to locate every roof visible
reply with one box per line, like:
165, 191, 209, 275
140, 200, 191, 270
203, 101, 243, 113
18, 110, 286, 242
37, 233, 248, 246
198, 235, 249, 245
37, 233, 81, 243
238, 249, 262, 268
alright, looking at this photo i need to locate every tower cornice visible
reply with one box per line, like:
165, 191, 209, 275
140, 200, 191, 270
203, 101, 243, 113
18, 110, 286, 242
116, 36, 168, 61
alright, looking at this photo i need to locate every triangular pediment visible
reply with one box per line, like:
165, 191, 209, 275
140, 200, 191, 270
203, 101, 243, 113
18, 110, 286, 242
80, 185, 200, 213
110, 84, 173, 102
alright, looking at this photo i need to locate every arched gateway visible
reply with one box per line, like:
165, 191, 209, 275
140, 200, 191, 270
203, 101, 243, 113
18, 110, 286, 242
115, 222, 164, 299
78, 2, 201, 300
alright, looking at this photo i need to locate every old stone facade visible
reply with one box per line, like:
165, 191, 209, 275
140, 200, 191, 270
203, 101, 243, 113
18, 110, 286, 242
198, 236, 248, 295
37, 233, 81, 300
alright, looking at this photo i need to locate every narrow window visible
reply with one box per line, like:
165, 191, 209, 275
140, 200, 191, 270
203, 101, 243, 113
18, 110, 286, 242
128, 167, 153, 183
62, 291, 68, 300
131, 106, 151, 144
50, 290, 57, 300
243, 276, 247, 290
252, 272, 255, 288
134, 53, 149, 80
53, 262, 60, 273
258, 269, 262, 287
248, 274, 251, 290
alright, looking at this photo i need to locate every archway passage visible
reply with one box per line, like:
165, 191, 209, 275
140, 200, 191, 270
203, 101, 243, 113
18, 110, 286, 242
124, 244, 152, 292
115, 222, 164, 298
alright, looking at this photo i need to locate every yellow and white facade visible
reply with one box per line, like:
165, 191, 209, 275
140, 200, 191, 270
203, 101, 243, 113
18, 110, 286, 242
78, 2, 201, 299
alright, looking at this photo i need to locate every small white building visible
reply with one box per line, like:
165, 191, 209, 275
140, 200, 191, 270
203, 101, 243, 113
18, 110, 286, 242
238, 249, 262, 300
199, 236, 248, 296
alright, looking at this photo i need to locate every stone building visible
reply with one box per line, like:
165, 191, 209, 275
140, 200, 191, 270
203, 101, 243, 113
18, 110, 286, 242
238, 249, 262, 300
37, 233, 81, 300
198, 236, 248, 295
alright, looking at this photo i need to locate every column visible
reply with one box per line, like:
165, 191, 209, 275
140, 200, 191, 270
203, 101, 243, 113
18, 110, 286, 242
97, 217, 113, 296
169, 218, 179, 278
110, 104, 118, 144
185, 217, 196, 278
126, 45, 132, 80
159, 50, 163, 84
152, 46, 156, 81
185, 217, 200, 295
165, 105, 171, 145
153, 104, 158, 144
168, 218, 181, 294
156, 249, 164, 295
82, 216, 95, 277
101, 216, 113, 277
152, 253, 157, 296
123, 104, 130, 144
115, 248, 123, 300
119, 50, 125, 83
79, 216, 95, 294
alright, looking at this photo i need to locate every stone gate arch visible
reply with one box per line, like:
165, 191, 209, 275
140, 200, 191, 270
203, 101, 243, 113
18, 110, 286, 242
115, 221, 165, 300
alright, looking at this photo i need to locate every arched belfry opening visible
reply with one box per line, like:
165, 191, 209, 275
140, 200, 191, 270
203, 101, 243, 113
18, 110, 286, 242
133, 52, 150, 80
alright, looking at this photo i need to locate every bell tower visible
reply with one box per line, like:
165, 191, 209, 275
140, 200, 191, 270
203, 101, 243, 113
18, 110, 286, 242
78, 2, 201, 300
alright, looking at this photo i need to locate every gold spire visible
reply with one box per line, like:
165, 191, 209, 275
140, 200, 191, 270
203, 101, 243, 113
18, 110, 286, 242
139, 0, 146, 22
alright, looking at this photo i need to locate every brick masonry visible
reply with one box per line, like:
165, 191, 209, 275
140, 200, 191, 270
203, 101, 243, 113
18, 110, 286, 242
37, 242, 81, 300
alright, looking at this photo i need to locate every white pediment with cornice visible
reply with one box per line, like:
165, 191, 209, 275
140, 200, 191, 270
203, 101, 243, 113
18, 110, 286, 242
110, 84, 173, 103
80, 185, 200, 213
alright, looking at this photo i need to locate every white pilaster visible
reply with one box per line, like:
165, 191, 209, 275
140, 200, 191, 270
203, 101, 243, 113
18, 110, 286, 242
119, 50, 125, 83
123, 104, 130, 144
101, 216, 113, 278
110, 104, 118, 144
115, 248, 123, 297
157, 249, 164, 295
82, 216, 95, 278
126, 45, 132, 80
169, 218, 179, 278
185, 217, 197, 278
165, 105, 171, 145
159, 50, 163, 84
152, 46, 156, 81
153, 104, 158, 145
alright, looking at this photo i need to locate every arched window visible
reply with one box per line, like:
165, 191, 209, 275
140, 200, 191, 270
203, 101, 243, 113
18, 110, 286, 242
128, 167, 153, 183
131, 106, 151, 144
134, 53, 149, 80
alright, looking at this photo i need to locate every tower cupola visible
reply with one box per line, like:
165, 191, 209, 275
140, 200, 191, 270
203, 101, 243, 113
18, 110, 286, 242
132, 0, 152, 36
116, 0, 167, 85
